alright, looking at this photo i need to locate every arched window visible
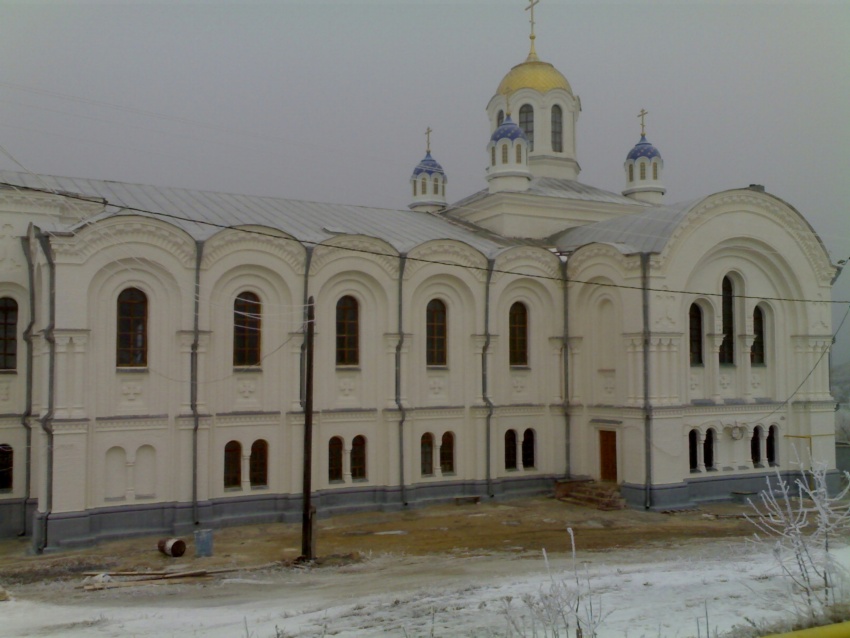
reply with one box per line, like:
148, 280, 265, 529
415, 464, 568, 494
491, 146, 496, 166
767, 426, 778, 466
501, 144, 508, 164
328, 437, 343, 482
234, 292, 261, 367
0, 443, 12, 490
516, 143, 522, 163
351, 435, 367, 480
0, 298, 17, 371
504, 430, 517, 470
440, 432, 455, 474
509, 302, 528, 366
426, 299, 447, 366
751, 306, 765, 365
433, 176, 439, 195
639, 162, 646, 180
551, 104, 563, 152
719, 277, 735, 365
703, 429, 715, 470
420, 433, 433, 476
689, 304, 703, 366
336, 296, 359, 366
117, 288, 147, 367
224, 441, 241, 488
652, 161, 658, 180
628, 164, 634, 182
522, 429, 535, 468
413, 180, 417, 196
250, 439, 268, 487
519, 104, 534, 151
688, 430, 699, 472
497, 110, 505, 127
751, 426, 763, 466
421, 176, 427, 196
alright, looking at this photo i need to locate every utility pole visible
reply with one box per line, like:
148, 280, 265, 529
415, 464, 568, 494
301, 296, 316, 560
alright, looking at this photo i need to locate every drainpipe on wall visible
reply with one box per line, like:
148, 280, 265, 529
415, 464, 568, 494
18, 235, 36, 536
191, 240, 204, 525
560, 256, 571, 478
300, 246, 314, 409
641, 252, 653, 510
35, 230, 56, 553
483, 259, 496, 498
395, 254, 408, 506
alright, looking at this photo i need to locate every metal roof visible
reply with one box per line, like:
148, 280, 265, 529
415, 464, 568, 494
552, 197, 705, 254
0, 171, 510, 257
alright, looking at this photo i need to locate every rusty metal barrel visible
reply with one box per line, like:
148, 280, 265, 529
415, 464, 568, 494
157, 537, 186, 557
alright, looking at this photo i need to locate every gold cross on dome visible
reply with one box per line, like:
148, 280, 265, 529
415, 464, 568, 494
526, 0, 540, 40
425, 127, 432, 153
638, 108, 649, 136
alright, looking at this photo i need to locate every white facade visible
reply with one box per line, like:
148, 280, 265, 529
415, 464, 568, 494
0, 34, 839, 550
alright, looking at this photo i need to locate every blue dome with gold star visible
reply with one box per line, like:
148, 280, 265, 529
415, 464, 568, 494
411, 152, 446, 179
626, 135, 662, 161
490, 115, 528, 143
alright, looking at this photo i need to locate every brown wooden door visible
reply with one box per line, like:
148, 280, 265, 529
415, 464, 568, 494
599, 430, 618, 483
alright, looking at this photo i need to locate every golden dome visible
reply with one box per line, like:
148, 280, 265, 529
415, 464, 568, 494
497, 52, 572, 97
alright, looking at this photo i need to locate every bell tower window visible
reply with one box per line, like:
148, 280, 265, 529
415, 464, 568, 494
519, 104, 534, 151
502, 144, 508, 164
497, 110, 505, 127
551, 105, 563, 152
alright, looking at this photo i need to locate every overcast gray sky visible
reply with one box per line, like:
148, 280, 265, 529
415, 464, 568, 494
1, 0, 848, 364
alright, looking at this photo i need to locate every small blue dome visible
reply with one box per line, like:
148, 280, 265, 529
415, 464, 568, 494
411, 151, 446, 178
490, 115, 528, 143
626, 135, 662, 161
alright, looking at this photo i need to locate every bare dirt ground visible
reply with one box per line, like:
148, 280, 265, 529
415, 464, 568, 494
0, 496, 755, 588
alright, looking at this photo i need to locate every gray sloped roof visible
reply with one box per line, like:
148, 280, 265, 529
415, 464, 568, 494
446, 177, 648, 214
0, 171, 511, 257
552, 197, 705, 254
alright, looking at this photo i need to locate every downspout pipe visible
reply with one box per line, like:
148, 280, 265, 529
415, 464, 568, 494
560, 255, 571, 478
19, 235, 36, 536
483, 259, 496, 498
35, 230, 56, 553
641, 252, 653, 510
395, 254, 408, 506
300, 246, 314, 409
191, 240, 204, 525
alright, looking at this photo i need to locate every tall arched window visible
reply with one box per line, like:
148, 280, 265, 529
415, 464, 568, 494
751, 306, 765, 365
249, 439, 268, 487
336, 296, 359, 366
497, 110, 505, 127
351, 435, 367, 480
689, 304, 703, 366
767, 426, 778, 466
234, 292, 261, 367
433, 176, 439, 195
751, 426, 763, 466
491, 146, 496, 166
0, 443, 12, 490
688, 430, 699, 472
421, 176, 427, 195
551, 104, 563, 152
0, 298, 17, 371
516, 143, 522, 163
509, 302, 528, 366
426, 299, 447, 366
703, 429, 715, 470
504, 430, 517, 470
652, 162, 658, 180
413, 180, 417, 196
420, 433, 433, 476
519, 104, 534, 151
328, 437, 343, 482
224, 441, 241, 488
522, 429, 535, 469
117, 288, 148, 367
440, 432, 455, 474
501, 144, 508, 164
639, 163, 646, 180
628, 164, 634, 182
719, 277, 735, 365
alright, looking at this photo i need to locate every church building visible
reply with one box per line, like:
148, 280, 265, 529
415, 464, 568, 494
0, 10, 838, 550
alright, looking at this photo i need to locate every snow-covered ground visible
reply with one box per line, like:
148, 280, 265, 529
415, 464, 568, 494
3, 539, 845, 638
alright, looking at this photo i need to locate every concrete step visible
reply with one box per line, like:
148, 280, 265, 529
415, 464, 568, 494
555, 480, 628, 511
